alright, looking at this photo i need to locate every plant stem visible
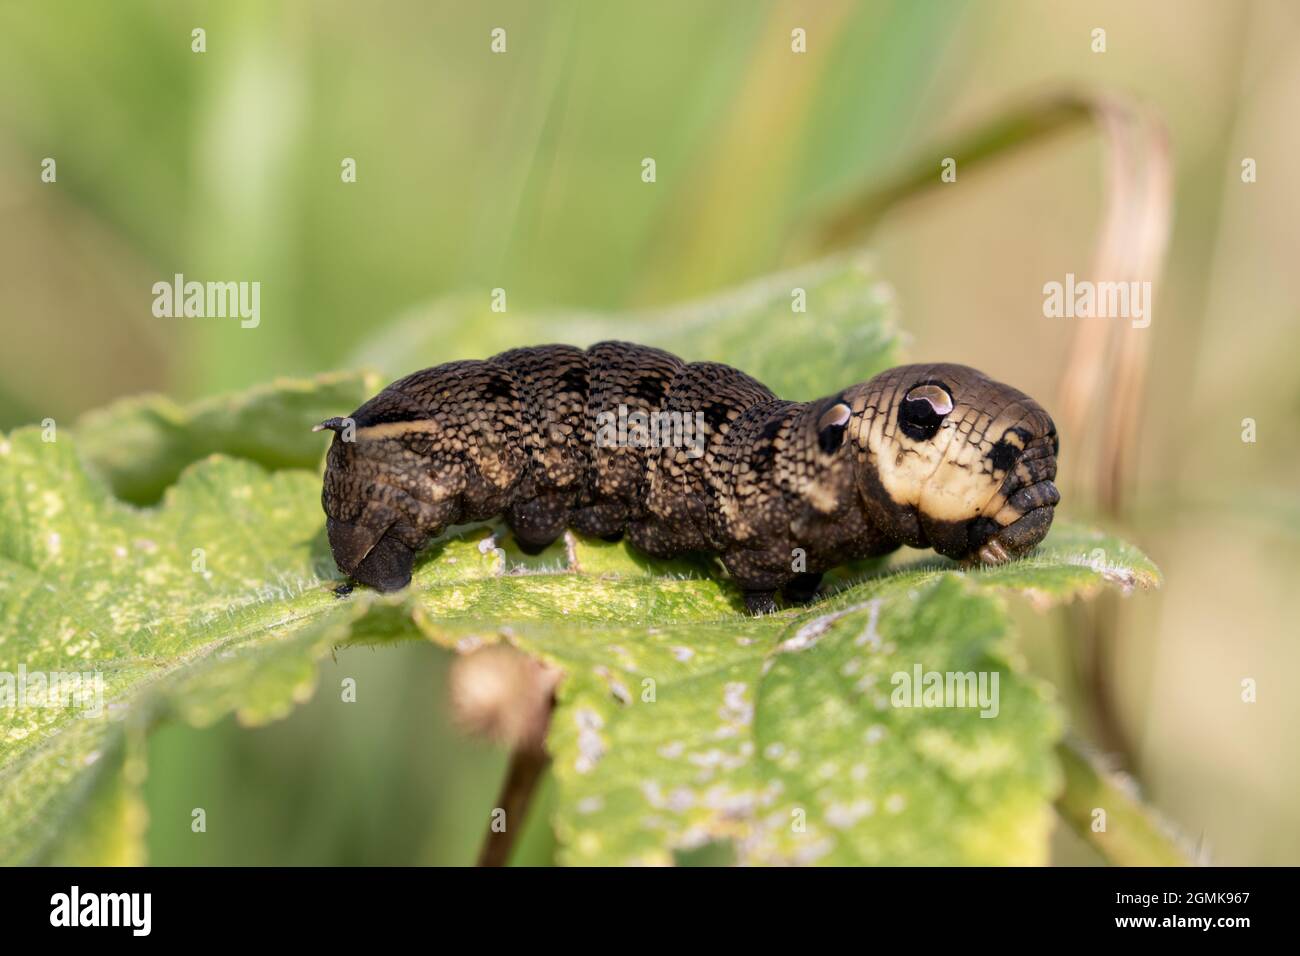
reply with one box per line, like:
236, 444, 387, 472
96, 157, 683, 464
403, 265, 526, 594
477, 744, 551, 867
1074, 598, 1138, 772
788, 94, 1096, 257
1055, 738, 1195, 867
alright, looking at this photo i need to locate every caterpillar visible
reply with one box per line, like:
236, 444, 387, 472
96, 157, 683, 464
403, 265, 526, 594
317, 342, 1059, 614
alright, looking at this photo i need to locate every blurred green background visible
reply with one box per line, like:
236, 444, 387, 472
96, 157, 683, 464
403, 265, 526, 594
1, 0, 1297, 864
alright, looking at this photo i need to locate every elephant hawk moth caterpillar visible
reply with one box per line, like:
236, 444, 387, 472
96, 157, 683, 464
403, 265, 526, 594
318, 342, 1059, 614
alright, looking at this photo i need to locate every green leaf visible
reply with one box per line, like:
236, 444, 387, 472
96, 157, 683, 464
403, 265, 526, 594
0, 429, 352, 864
0, 257, 1162, 865
74, 371, 383, 506
409, 530, 1156, 866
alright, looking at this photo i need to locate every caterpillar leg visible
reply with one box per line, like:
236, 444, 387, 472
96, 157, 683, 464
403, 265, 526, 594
505, 493, 569, 555
570, 501, 631, 538
513, 537, 558, 556
722, 548, 789, 615
349, 529, 417, 592
976, 501, 1055, 565
327, 515, 418, 592
782, 572, 824, 605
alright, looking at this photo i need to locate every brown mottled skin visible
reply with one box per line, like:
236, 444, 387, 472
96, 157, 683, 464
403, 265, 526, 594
319, 343, 1059, 614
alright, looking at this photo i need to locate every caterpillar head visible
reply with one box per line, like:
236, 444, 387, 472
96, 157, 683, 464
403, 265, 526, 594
842, 363, 1060, 564
315, 408, 430, 593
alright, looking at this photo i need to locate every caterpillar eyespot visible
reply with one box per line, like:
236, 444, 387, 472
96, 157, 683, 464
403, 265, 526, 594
319, 342, 1060, 614
899, 382, 953, 441
816, 401, 852, 455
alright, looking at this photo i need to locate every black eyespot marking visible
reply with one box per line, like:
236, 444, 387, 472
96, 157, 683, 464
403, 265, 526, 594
817, 425, 844, 454
481, 373, 516, 402
704, 400, 735, 430
988, 439, 1019, 472
816, 401, 852, 455
989, 427, 1033, 473
750, 439, 778, 475
898, 382, 953, 441
625, 380, 658, 405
